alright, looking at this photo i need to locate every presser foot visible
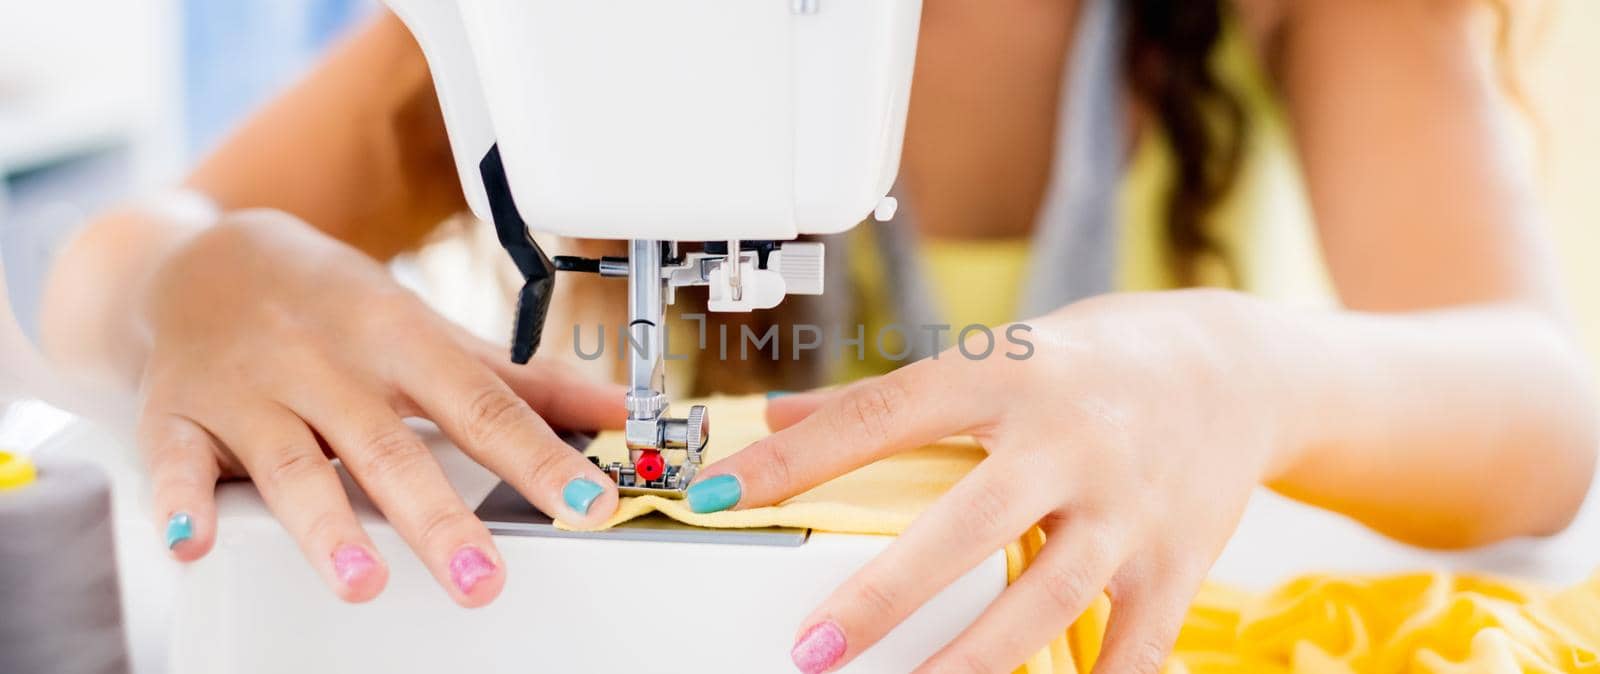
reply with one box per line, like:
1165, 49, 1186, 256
597, 403, 710, 498
591, 457, 699, 499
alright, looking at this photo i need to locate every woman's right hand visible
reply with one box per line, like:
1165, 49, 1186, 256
137, 209, 625, 606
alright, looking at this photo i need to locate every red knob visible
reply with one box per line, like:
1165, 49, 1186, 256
635, 451, 666, 483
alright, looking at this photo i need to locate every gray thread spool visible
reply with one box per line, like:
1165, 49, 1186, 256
0, 454, 130, 674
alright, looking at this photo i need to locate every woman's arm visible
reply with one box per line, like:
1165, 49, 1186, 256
1245, 303, 1592, 548
1267, 0, 1596, 547
687, 2, 1595, 671
38, 12, 461, 384
185, 11, 464, 258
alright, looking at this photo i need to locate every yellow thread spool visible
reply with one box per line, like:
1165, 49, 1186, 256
0, 451, 37, 491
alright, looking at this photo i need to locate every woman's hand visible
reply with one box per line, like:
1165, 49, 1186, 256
699, 290, 1298, 673
137, 209, 624, 607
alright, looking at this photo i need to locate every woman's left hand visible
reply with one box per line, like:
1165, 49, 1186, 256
694, 290, 1300, 674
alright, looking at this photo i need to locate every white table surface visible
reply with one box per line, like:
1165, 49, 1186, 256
33, 416, 1600, 674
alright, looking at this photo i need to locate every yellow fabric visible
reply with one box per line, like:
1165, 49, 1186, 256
584, 395, 983, 534
579, 396, 1600, 674
839, 9, 1333, 383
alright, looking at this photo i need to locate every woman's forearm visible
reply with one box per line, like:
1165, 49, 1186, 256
35, 195, 218, 388
1254, 299, 1597, 548
1258, 0, 1595, 547
185, 12, 462, 260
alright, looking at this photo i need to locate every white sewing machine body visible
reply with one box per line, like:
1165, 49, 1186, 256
167, 441, 1007, 674
387, 0, 921, 241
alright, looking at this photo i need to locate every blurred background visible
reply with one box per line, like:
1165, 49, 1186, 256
2, 0, 1598, 374
1532, 4, 1600, 361
0, 0, 370, 404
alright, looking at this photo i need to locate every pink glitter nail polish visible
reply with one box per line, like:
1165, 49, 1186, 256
450, 546, 496, 594
332, 545, 377, 586
791, 621, 846, 674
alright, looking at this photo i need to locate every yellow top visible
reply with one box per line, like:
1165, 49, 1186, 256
839, 12, 1332, 383
0, 450, 37, 491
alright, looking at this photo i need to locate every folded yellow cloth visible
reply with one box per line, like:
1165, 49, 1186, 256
582, 396, 1600, 673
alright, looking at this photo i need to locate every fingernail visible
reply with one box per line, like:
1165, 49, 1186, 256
791, 621, 846, 674
562, 477, 605, 515
165, 512, 193, 550
449, 546, 496, 594
685, 474, 741, 514
766, 390, 792, 400
332, 545, 378, 586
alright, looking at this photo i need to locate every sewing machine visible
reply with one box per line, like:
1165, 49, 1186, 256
162, 4, 987, 671
385, 0, 920, 497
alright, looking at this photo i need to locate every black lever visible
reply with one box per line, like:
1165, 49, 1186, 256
553, 256, 601, 273
478, 144, 554, 365
553, 255, 629, 274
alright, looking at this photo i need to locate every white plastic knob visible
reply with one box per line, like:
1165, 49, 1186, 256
707, 259, 786, 312
873, 196, 899, 222
774, 242, 825, 295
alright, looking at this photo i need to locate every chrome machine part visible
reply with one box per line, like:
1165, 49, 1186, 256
604, 402, 709, 497
659, 242, 825, 310
476, 431, 807, 546
625, 239, 667, 423
613, 240, 710, 498
558, 239, 825, 498
727, 239, 744, 301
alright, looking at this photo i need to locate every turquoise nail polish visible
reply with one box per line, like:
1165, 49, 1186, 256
563, 478, 605, 515
766, 390, 792, 400
165, 512, 193, 550
686, 475, 742, 514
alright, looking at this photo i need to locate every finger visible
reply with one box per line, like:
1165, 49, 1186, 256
202, 401, 387, 603
390, 337, 620, 529
282, 377, 505, 608
1092, 560, 1206, 674
790, 456, 1057, 674
916, 520, 1122, 673
765, 390, 829, 431
482, 355, 627, 432
702, 359, 993, 512
451, 322, 628, 431
138, 412, 222, 562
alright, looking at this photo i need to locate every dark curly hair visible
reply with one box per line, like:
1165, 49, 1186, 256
1125, 0, 1249, 283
